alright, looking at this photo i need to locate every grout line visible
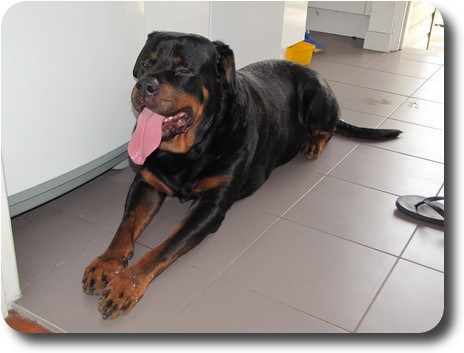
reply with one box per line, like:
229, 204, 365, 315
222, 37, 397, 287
157, 216, 282, 332
219, 277, 351, 332
18, 230, 113, 291
335, 80, 412, 99
280, 144, 361, 220
363, 142, 444, 164
352, 225, 420, 332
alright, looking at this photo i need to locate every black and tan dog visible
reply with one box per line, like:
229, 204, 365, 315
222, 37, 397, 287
82, 32, 401, 319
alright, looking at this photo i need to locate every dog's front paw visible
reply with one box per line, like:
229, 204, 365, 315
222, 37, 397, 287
82, 252, 132, 295
97, 268, 148, 319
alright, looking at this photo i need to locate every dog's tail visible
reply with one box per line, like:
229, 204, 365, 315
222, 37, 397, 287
335, 120, 402, 140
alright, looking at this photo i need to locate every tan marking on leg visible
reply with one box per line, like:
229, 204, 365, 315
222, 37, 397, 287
191, 175, 229, 195
140, 169, 174, 196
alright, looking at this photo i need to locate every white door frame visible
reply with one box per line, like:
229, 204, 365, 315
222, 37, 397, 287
364, 1, 410, 52
1, 157, 21, 317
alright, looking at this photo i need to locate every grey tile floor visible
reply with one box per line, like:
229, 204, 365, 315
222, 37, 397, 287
10, 32, 444, 333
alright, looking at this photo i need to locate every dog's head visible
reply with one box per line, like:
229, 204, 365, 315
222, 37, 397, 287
129, 31, 235, 162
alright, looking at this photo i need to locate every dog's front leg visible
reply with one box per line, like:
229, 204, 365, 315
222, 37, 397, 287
82, 175, 166, 296
97, 198, 226, 319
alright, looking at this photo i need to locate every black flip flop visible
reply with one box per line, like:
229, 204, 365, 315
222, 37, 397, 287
396, 195, 444, 226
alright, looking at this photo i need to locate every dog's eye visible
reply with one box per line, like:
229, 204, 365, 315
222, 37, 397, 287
174, 67, 191, 76
141, 62, 150, 69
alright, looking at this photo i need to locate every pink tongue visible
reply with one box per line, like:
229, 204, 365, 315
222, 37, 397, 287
128, 108, 165, 165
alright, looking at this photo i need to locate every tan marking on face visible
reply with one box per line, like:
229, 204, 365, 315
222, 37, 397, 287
172, 56, 183, 64
158, 86, 210, 154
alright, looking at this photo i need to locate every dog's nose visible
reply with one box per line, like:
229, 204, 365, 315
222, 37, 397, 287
136, 77, 160, 97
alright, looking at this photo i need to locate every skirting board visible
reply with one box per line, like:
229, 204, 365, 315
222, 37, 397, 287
8, 144, 129, 217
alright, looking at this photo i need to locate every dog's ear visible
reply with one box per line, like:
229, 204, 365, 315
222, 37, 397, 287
213, 41, 237, 93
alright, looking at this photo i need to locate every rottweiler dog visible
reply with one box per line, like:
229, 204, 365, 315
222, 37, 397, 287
82, 32, 401, 319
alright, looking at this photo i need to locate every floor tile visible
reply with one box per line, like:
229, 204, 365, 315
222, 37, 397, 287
162, 279, 346, 333
50, 168, 135, 231
135, 197, 192, 249
402, 225, 445, 272
11, 205, 109, 288
222, 219, 396, 331
240, 163, 324, 216
429, 66, 444, 82
179, 204, 279, 275
392, 48, 444, 65
312, 44, 384, 67
288, 135, 358, 175
284, 177, 417, 255
136, 197, 278, 276
412, 80, 445, 103
372, 119, 444, 163
309, 60, 360, 82
333, 83, 406, 117
339, 107, 388, 127
344, 68, 425, 96
15, 234, 214, 333
329, 144, 444, 196
357, 260, 444, 333
389, 98, 444, 129
366, 55, 442, 79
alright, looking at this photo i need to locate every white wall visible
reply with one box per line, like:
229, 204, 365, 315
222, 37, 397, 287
1, 2, 145, 197
144, 1, 211, 38
144, 1, 306, 69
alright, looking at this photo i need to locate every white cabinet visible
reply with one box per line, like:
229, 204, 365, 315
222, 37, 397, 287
307, 1, 372, 38
2, 1, 306, 216
2, 2, 145, 216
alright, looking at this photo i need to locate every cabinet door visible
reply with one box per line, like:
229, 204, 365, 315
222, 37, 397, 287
2, 2, 145, 215
281, 1, 308, 49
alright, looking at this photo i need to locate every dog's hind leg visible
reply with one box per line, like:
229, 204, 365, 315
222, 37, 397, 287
300, 127, 334, 159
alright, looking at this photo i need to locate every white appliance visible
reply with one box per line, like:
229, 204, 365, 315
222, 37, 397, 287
2, 1, 306, 217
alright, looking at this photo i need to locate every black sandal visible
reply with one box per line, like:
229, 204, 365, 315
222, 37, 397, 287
395, 195, 444, 226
